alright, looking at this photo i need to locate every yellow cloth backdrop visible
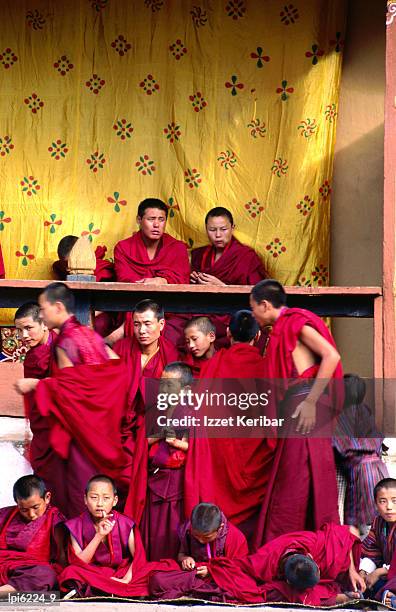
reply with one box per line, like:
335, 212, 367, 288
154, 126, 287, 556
0, 0, 345, 313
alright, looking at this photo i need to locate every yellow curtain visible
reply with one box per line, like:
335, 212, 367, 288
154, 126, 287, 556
0, 0, 345, 323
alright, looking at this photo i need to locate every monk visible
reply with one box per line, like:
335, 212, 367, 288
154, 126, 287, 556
185, 310, 277, 541
59, 475, 175, 598
250, 279, 343, 546
183, 317, 216, 376
52, 235, 114, 282
0, 241, 4, 278
150, 502, 248, 600
191, 207, 267, 348
13, 303, 66, 509
0, 475, 64, 594
14, 282, 129, 518
206, 523, 365, 605
113, 299, 178, 523
141, 362, 193, 561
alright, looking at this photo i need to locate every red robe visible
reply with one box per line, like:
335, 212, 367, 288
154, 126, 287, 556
0, 505, 64, 591
185, 344, 277, 527
52, 245, 114, 282
114, 230, 190, 347
114, 335, 179, 524
191, 237, 266, 348
207, 523, 361, 605
253, 307, 343, 547
0, 242, 4, 278
59, 509, 176, 597
181, 350, 215, 377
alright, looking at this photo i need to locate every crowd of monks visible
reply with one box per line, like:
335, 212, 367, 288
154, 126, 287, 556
0, 198, 393, 605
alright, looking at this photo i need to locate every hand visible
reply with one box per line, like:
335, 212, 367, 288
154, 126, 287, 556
166, 437, 179, 448
196, 565, 208, 578
110, 576, 130, 584
135, 277, 168, 285
14, 378, 38, 395
291, 399, 316, 434
97, 515, 116, 538
190, 271, 200, 284
349, 525, 360, 538
196, 273, 225, 286
365, 567, 387, 590
181, 556, 196, 570
349, 566, 366, 593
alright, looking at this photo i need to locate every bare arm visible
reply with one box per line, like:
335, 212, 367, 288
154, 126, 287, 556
70, 516, 115, 564
104, 323, 125, 347
110, 529, 135, 583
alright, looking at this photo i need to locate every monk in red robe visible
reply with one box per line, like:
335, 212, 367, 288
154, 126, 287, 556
182, 317, 216, 376
150, 502, 248, 600
185, 311, 277, 542
206, 523, 365, 604
191, 207, 267, 348
250, 280, 343, 546
113, 299, 178, 523
0, 242, 4, 278
13, 303, 67, 510
113, 198, 190, 348
15, 282, 129, 518
52, 235, 114, 282
141, 362, 193, 561
0, 475, 64, 595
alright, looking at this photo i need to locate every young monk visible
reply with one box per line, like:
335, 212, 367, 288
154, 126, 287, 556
141, 362, 193, 561
114, 198, 190, 347
14, 282, 129, 518
149, 502, 248, 600
0, 475, 64, 594
250, 279, 343, 546
114, 299, 178, 523
359, 478, 396, 602
185, 311, 277, 540
191, 207, 266, 348
59, 475, 174, 597
52, 234, 114, 282
206, 522, 365, 605
183, 317, 216, 375
13, 303, 66, 509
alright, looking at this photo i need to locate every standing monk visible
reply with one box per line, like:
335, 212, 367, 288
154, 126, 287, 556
250, 280, 342, 546
191, 207, 266, 347
113, 198, 190, 348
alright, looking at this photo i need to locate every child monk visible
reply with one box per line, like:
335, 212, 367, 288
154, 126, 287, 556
0, 475, 64, 594
149, 502, 248, 600
183, 317, 216, 376
59, 475, 174, 597
141, 362, 193, 561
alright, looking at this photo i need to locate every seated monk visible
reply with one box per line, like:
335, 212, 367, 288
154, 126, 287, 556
59, 475, 175, 598
183, 316, 216, 376
185, 311, 277, 541
13, 303, 66, 511
141, 362, 193, 561
191, 207, 267, 348
206, 523, 365, 605
113, 197, 190, 348
0, 475, 65, 595
52, 235, 114, 282
14, 282, 129, 518
250, 280, 343, 546
113, 299, 178, 523
149, 502, 248, 600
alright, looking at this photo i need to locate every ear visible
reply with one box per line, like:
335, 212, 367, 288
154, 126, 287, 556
208, 331, 216, 342
44, 491, 51, 505
136, 215, 142, 225
226, 327, 231, 338
113, 495, 118, 507
159, 318, 165, 332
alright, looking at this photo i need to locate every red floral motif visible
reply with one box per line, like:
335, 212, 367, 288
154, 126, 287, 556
144, 0, 164, 11
245, 198, 264, 218
0, 48, 18, 69
280, 4, 299, 25
297, 276, 312, 287
54, 56, 74, 75
90, 0, 108, 10
81, 222, 100, 242
111, 35, 132, 56
20, 176, 40, 196
113, 119, 134, 140
16, 245, 35, 266
271, 158, 288, 177
48, 140, 68, 160
276, 80, 294, 101
184, 168, 201, 189
298, 118, 317, 138
325, 103, 337, 123
191, 6, 208, 27
225, 75, 244, 96
169, 39, 187, 60
86, 152, 106, 173
189, 92, 207, 112
250, 47, 270, 68
305, 44, 324, 65
86, 74, 105, 94
319, 180, 332, 200
248, 119, 266, 138
139, 74, 160, 95
330, 32, 344, 53
266, 238, 286, 258
226, 0, 246, 19
311, 264, 329, 286
135, 154, 156, 176
44, 214, 62, 234
107, 192, 127, 213
0, 136, 14, 157
163, 122, 181, 144
24, 93, 44, 114
218, 150, 237, 169
166, 197, 180, 218
296, 195, 314, 216
0, 211, 12, 231
26, 9, 46, 30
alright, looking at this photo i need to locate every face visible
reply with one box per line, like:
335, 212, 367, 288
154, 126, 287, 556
159, 370, 183, 397
375, 487, 396, 522
249, 295, 272, 327
133, 309, 165, 347
84, 480, 118, 520
185, 326, 214, 358
17, 491, 51, 522
191, 526, 222, 544
38, 294, 62, 330
15, 316, 47, 348
206, 215, 234, 250
137, 207, 167, 241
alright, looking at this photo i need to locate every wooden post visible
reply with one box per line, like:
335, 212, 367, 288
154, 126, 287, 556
66, 236, 96, 325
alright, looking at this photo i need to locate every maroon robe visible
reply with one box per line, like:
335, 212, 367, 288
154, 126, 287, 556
253, 307, 343, 547
114, 230, 190, 347
207, 523, 361, 605
59, 509, 176, 597
114, 335, 178, 524
0, 505, 64, 591
181, 351, 215, 377
0, 242, 4, 278
185, 344, 277, 530
191, 237, 266, 348
149, 514, 248, 600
